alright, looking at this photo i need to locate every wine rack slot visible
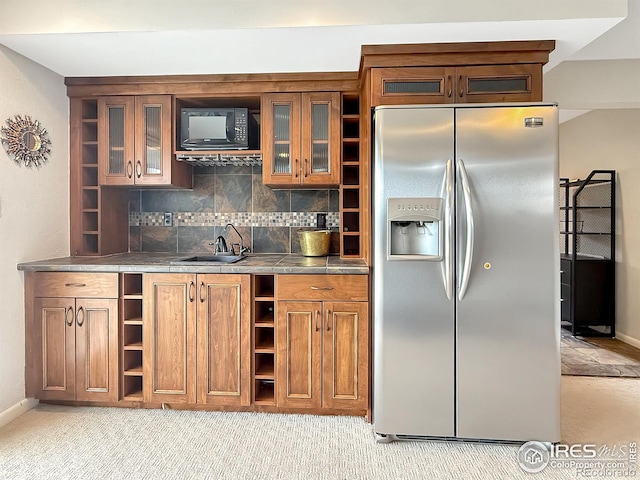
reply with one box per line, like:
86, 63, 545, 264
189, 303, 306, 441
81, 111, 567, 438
341, 93, 361, 257
253, 274, 276, 405
120, 273, 144, 401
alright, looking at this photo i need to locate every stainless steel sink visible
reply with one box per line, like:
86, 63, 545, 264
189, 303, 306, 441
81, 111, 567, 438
172, 255, 245, 264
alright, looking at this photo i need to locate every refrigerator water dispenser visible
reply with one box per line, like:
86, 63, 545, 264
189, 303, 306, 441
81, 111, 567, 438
387, 197, 443, 260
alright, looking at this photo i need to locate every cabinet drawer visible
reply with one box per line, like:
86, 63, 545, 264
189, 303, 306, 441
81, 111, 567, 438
277, 275, 368, 301
34, 272, 118, 298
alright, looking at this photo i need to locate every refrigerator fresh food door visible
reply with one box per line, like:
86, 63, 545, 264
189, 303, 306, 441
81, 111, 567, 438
373, 106, 456, 437
455, 105, 561, 442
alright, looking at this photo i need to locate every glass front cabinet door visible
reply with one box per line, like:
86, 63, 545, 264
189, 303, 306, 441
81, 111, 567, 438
262, 92, 340, 187
99, 95, 172, 186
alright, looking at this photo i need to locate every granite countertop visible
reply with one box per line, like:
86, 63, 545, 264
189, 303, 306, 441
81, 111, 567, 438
17, 253, 369, 274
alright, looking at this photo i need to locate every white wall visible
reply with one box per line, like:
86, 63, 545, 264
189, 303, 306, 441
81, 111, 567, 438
544, 59, 640, 110
559, 109, 640, 344
0, 45, 69, 414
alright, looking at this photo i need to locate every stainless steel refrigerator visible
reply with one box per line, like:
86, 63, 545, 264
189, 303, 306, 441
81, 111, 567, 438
373, 104, 561, 443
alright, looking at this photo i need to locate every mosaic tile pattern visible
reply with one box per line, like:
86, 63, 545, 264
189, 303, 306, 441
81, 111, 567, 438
129, 166, 340, 254
130, 212, 340, 228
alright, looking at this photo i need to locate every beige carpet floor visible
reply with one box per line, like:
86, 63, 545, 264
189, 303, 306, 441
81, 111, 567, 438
1, 376, 639, 480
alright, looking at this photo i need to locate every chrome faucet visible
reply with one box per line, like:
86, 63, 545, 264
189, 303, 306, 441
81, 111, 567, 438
225, 223, 250, 256
210, 235, 228, 254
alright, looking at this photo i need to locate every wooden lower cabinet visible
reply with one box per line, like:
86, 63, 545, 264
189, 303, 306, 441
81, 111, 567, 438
276, 300, 368, 411
34, 296, 118, 402
26, 271, 368, 414
196, 274, 251, 406
143, 273, 250, 406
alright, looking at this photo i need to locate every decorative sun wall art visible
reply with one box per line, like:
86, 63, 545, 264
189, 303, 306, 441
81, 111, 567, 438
1, 115, 52, 167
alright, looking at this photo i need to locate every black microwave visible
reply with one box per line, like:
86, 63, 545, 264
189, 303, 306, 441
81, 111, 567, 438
180, 107, 258, 150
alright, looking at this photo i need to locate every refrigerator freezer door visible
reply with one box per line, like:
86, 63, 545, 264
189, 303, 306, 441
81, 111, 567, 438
455, 106, 561, 442
373, 107, 456, 437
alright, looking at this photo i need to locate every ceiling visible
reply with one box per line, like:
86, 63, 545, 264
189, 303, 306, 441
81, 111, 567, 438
0, 0, 636, 78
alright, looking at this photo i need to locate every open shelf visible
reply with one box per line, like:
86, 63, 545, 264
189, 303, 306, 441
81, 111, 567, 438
255, 353, 275, 378
123, 350, 143, 374
255, 328, 274, 352
254, 275, 275, 297
255, 301, 275, 325
122, 273, 143, 296
120, 273, 145, 401
254, 380, 275, 405
253, 274, 276, 405
123, 376, 143, 400
340, 93, 362, 259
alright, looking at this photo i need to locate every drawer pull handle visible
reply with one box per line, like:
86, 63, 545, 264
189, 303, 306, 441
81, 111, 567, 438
310, 286, 334, 291
326, 309, 331, 331
199, 282, 205, 303
65, 306, 74, 327
64, 283, 87, 287
136, 160, 142, 178
189, 281, 195, 303
76, 306, 85, 327
315, 310, 320, 332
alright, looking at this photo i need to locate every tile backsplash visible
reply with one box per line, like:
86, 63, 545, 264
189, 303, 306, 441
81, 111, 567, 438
129, 165, 340, 254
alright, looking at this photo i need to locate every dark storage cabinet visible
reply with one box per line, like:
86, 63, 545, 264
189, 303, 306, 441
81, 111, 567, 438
559, 171, 615, 336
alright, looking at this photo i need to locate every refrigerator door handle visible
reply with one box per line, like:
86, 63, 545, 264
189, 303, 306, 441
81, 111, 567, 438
458, 158, 474, 301
442, 158, 454, 300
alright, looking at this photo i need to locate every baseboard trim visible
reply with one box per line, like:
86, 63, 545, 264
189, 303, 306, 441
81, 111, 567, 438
616, 332, 640, 350
0, 398, 39, 429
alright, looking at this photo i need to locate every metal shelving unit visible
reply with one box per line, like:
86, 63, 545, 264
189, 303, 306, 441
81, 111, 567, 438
559, 170, 616, 336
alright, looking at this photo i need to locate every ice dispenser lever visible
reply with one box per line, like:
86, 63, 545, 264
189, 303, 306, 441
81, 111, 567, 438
387, 197, 443, 260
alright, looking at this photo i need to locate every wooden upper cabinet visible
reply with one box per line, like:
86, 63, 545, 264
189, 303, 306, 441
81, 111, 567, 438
371, 67, 455, 106
262, 92, 340, 187
456, 64, 541, 103
371, 64, 542, 106
98, 95, 191, 187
